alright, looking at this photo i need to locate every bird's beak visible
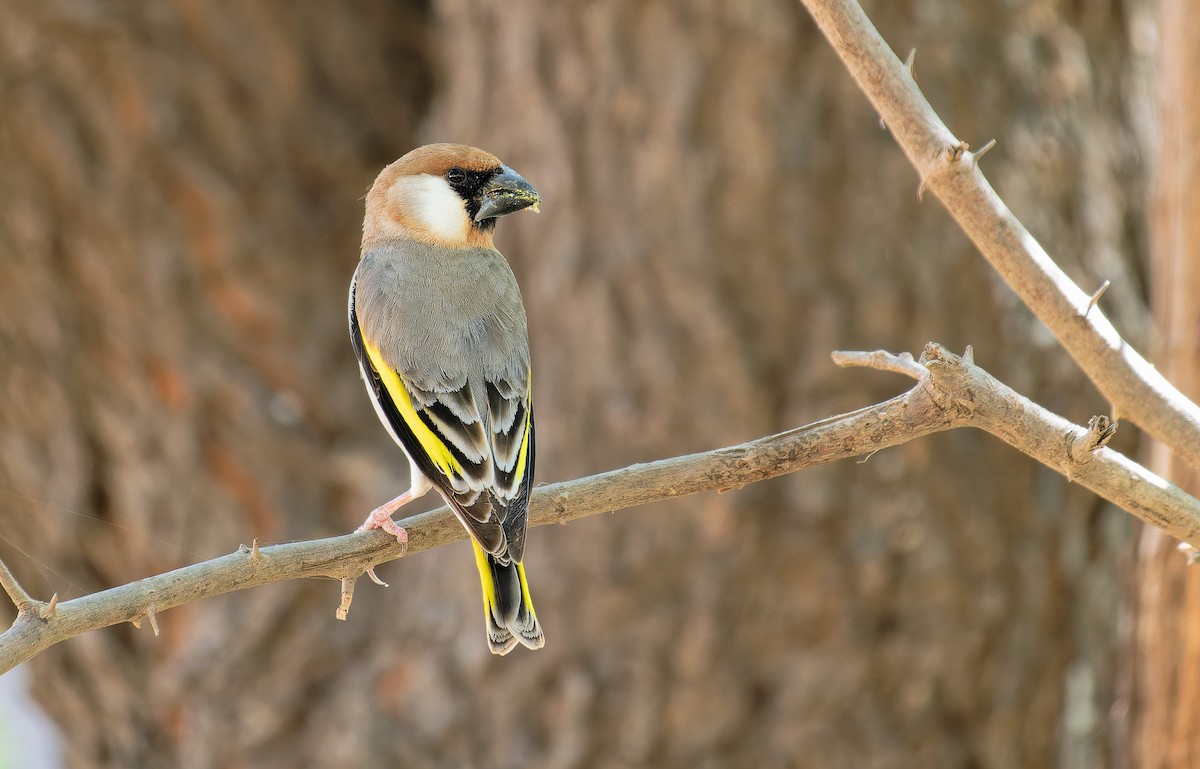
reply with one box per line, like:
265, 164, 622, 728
473, 165, 540, 222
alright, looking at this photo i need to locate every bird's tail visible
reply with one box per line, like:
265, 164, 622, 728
471, 540, 544, 655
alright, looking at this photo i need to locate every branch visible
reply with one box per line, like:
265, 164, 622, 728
2, 343, 1197, 674
0, 557, 35, 612
798, 0, 1200, 470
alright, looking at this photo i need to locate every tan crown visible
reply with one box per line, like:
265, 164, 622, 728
381, 143, 502, 180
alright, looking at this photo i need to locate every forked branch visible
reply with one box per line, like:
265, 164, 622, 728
3, 343, 1198, 674
798, 0, 1200, 470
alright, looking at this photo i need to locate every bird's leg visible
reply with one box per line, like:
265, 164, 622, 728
357, 475, 431, 586
357, 491, 416, 539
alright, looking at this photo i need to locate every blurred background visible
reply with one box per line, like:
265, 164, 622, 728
1, 1, 1198, 767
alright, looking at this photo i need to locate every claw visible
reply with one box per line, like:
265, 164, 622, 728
353, 480, 427, 592
358, 505, 408, 589
366, 568, 389, 588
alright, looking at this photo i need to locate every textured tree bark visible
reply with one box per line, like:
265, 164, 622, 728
0, 1, 1153, 767
1130, 1, 1200, 766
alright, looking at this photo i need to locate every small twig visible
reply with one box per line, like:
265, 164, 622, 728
0, 556, 34, 611
832, 349, 927, 380
1085, 280, 1110, 317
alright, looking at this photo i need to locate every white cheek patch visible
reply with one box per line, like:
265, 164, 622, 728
393, 174, 470, 241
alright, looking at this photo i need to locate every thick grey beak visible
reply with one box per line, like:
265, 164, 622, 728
473, 165, 540, 222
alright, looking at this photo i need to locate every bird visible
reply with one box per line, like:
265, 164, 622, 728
348, 143, 544, 655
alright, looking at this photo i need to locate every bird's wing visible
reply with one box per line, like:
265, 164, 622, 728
484, 372, 534, 564
349, 274, 534, 559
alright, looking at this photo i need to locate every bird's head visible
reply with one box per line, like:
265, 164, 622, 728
364, 143, 540, 249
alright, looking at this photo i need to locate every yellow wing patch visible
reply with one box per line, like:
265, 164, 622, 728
362, 336, 462, 478
511, 376, 533, 486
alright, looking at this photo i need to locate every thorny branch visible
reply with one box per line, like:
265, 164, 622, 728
3, 343, 1199, 674
5, 0, 1200, 681
798, 0, 1200, 470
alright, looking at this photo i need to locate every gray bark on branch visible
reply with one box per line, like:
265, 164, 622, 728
798, 0, 1200, 470
3, 343, 1197, 675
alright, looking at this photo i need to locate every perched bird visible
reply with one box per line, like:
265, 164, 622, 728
349, 143, 543, 655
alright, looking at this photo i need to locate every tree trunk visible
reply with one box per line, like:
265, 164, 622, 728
0, 2, 1153, 767
1129, 1, 1200, 766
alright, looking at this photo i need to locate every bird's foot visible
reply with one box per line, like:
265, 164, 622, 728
357, 505, 410, 541
355, 483, 429, 586
357, 498, 412, 587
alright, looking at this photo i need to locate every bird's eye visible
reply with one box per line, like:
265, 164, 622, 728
446, 167, 467, 185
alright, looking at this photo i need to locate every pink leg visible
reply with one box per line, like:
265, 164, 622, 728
357, 489, 419, 540
357, 479, 430, 586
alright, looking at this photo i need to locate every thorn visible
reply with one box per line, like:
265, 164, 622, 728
857, 449, 881, 464
131, 616, 142, 630
336, 577, 356, 621
250, 538, 261, 561
45, 593, 58, 618
147, 605, 160, 637
963, 345, 975, 365
972, 138, 997, 164
366, 567, 389, 588
917, 177, 928, 201
1085, 280, 1110, 317
904, 48, 917, 79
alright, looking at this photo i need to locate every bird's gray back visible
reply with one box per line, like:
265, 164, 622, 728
353, 240, 530, 396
